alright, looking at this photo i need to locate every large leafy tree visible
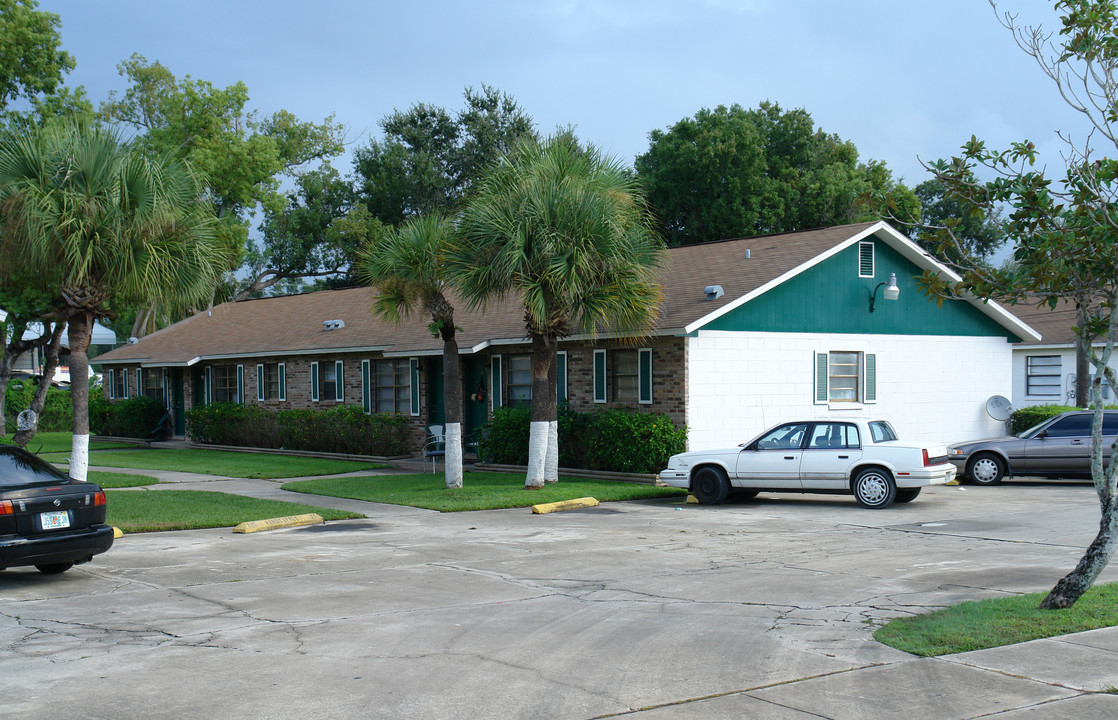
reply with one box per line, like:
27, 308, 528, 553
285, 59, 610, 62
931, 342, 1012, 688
635, 101, 918, 246
0, 120, 230, 480
100, 54, 345, 304
354, 85, 536, 226
359, 213, 465, 489
455, 134, 664, 488
910, 178, 1007, 262
0, 0, 73, 112
892, 0, 1118, 609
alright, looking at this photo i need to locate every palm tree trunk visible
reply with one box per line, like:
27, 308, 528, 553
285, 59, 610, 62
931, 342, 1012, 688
545, 338, 559, 483
442, 330, 463, 490
526, 332, 553, 489
67, 311, 93, 482
13, 321, 65, 447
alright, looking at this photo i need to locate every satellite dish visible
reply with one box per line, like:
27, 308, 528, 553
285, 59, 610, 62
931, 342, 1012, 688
986, 395, 1014, 421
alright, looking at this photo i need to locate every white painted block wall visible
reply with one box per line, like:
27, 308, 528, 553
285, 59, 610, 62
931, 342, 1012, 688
685, 331, 1012, 450
1012, 347, 1118, 408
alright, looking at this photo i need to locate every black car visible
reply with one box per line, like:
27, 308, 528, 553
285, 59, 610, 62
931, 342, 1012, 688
0, 444, 114, 574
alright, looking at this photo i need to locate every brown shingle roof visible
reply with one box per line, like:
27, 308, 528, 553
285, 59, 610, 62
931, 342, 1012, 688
100, 221, 1030, 365
1005, 300, 1082, 345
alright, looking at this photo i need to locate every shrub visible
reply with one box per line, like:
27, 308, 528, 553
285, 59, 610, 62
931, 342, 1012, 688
480, 405, 687, 474
4, 379, 73, 432
91, 394, 169, 438
185, 403, 410, 456
1009, 402, 1118, 434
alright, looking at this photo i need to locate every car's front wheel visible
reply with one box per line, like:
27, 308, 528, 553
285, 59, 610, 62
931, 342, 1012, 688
968, 453, 1005, 485
853, 468, 896, 509
35, 562, 73, 575
692, 466, 730, 505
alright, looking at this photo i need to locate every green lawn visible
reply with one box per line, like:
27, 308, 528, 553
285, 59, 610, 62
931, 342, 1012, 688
874, 582, 1118, 656
40, 447, 384, 479
106, 489, 363, 533
283, 471, 687, 512
5, 431, 140, 454
89, 470, 159, 488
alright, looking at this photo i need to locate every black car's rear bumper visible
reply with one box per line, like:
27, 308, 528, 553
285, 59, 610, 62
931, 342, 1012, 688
0, 524, 115, 569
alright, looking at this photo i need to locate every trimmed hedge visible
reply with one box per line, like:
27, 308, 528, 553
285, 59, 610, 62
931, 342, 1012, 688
1010, 403, 1117, 434
4, 379, 73, 432
480, 405, 687, 474
90, 388, 169, 438
185, 403, 410, 456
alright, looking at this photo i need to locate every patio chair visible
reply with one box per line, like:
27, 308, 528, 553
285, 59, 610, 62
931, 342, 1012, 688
424, 425, 446, 472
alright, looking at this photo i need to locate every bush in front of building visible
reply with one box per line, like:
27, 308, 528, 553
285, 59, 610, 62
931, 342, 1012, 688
480, 404, 687, 474
1009, 402, 1117, 434
185, 403, 410, 457
90, 390, 168, 438
4, 378, 73, 432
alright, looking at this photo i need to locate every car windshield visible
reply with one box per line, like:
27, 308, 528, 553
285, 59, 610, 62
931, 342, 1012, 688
0, 446, 71, 488
867, 421, 898, 443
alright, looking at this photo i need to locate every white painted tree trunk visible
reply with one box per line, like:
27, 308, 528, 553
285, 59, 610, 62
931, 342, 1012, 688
526, 421, 548, 488
445, 422, 463, 490
70, 433, 89, 482
545, 420, 559, 483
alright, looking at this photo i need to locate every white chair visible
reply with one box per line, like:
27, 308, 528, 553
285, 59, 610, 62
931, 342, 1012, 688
424, 425, 446, 472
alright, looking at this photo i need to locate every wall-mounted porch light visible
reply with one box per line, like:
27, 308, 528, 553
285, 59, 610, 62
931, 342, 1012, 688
869, 273, 899, 313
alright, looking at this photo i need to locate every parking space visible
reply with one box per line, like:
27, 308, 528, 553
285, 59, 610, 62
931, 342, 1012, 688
4, 483, 1118, 719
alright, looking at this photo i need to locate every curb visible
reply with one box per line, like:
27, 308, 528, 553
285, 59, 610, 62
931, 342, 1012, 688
531, 497, 599, 514
233, 513, 325, 534
112, 527, 124, 538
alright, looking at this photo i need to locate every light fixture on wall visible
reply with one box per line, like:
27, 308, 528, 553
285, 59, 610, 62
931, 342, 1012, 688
869, 273, 899, 313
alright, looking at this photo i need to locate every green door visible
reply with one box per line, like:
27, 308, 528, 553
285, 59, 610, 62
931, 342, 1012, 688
462, 356, 489, 438
427, 356, 445, 426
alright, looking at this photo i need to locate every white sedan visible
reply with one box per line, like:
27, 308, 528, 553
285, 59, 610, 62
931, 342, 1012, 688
659, 419, 957, 509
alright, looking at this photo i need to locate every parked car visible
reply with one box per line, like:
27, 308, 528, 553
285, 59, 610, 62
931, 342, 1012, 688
0, 444, 114, 574
659, 419, 956, 509
948, 410, 1118, 485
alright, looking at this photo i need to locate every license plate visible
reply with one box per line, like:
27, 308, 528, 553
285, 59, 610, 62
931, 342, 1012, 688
40, 510, 70, 530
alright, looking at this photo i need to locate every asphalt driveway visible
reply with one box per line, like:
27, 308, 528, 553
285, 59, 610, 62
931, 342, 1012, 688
4, 482, 1118, 719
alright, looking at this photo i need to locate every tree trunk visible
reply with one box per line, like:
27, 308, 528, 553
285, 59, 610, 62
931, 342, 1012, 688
1041, 501, 1118, 608
67, 311, 93, 482
13, 321, 65, 447
545, 339, 559, 483
442, 326, 463, 490
0, 317, 34, 434
1075, 302, 1090, 408
526, 332, 553, 489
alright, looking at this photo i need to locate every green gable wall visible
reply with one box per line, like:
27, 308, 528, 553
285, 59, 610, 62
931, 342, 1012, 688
700, 237, 1022, 341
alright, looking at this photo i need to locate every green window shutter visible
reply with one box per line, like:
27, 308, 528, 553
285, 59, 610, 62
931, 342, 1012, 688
556, 351, 567, 404
257, 364, 265, 402
593, 350, 607, 403
639, 348, 653, 404
311, 362, 320, 402
121, 369, 127, 399
491, 355, 503, 408
163, 369, 170, 405
814, 352, 829, 405
335, 360, 344, 402
138, 369, 145, 396
204, 367, 211, 404
361, 360, 371, 414
236, 365, 245, 406
108, 369, 116, 400
409, 358, 420, 416
864, 353, 877, 403
278, 363, 286, 401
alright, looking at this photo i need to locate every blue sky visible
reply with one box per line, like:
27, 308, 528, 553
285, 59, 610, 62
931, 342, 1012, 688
40, 0, 1084, 190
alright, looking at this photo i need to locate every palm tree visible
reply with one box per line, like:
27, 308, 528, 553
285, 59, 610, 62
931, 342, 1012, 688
455, 134, 664, 488
0, 120, 228, 480
359, 213, 466, 489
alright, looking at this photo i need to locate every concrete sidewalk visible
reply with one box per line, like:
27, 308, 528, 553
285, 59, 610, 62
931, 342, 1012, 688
10, 469, 1117, 718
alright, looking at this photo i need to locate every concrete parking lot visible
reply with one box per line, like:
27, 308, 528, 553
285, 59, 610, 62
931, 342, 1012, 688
4, 481, 1118, 719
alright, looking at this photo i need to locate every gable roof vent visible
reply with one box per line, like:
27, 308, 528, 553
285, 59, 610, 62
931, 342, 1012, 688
323, 319, 346, 331
704, 285, 724, 301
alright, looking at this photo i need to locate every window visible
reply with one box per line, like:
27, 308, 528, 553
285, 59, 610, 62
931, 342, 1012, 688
868, 421, 898, 443
141, 368, 165, 401
556, 351, 568, 403
814, 351, 876, 404
257, 363, 285, 402
110, 369, 127, 399
374, 359, 411, 413
859, 241, 875, 277
613, 350, 639, 401
212, 366, 238, 402
508, 354, 532, 405
1025, 355, 1061, 397
757, 422, 809, 450
1045, 414, 1093, 438
808, 423, 860, 450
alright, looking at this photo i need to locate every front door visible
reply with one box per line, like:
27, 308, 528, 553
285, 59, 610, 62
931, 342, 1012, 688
735, 422, 807, 488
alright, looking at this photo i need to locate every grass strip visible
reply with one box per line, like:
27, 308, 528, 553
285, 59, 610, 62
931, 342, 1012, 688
874, 582, 1118, 656
39, 447, 383, 478
5, 431, 139, 454
283, 471, 686, 512
106, 489, 363, 533
88, 470, 159, 488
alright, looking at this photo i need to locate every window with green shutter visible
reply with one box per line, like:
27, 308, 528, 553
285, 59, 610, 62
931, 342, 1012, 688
491, 355, 503, 408
409, 358, 420, 416
556, 351, 567, 403
311, 362, 320, 402
361, 360, 371, 414
593, 350, 607, 403
815, 351, 876, 404
639, 348, 653, 404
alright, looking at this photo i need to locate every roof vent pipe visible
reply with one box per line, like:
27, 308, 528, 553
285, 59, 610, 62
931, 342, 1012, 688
323, 319, 346, 330
745, 249, 751, 259
704, 285, 724, 301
